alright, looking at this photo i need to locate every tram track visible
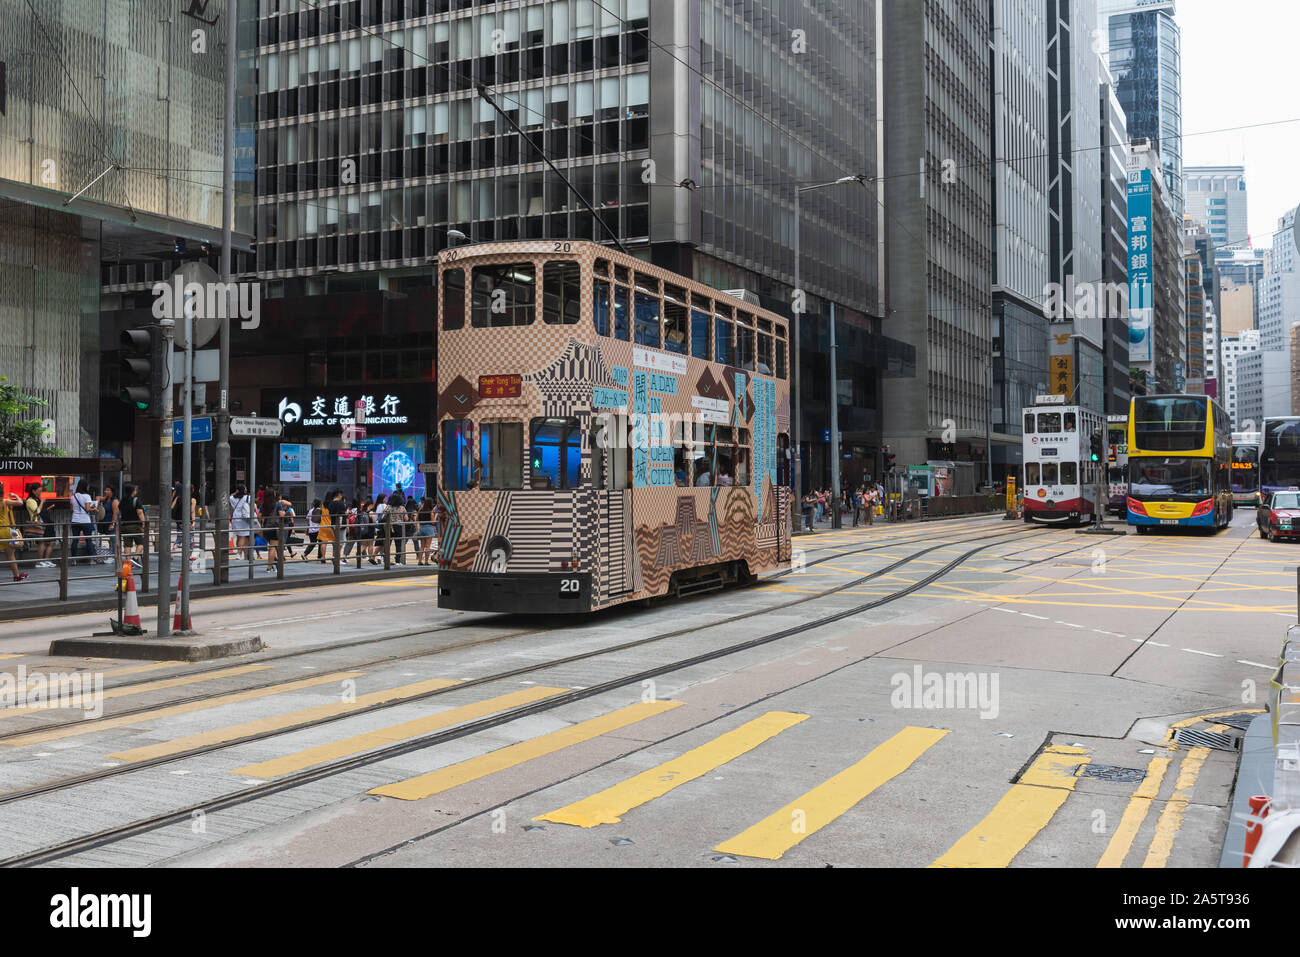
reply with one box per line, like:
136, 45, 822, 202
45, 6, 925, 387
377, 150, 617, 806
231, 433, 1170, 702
0, 521, 1110, 867
0, 515, 1010, 742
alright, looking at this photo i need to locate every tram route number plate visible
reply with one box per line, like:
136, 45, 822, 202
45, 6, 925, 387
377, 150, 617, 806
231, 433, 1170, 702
559, 578, 581, 598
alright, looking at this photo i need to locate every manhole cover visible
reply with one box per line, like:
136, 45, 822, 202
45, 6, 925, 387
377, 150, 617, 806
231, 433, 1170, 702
1077, 763, 1147, 783
1211, 712, 1257, 731
1173, 728, 1239, 752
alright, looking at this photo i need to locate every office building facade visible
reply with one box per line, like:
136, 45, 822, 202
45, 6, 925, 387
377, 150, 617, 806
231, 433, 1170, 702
1100, 81, 1131, 414
1185, 165, 1248, 254
1221, 328, 1259, 429
1258, 207, 1298, 351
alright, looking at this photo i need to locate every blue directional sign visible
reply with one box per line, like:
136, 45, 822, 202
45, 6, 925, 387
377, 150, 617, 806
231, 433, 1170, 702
173, 416, 212, 443
351, 438, 386, 449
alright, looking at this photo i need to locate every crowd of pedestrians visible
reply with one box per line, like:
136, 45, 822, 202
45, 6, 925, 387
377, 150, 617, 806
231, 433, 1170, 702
800, 479, 888, 531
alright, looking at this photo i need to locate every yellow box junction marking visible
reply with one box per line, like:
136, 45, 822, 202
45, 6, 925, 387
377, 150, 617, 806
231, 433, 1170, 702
370, 699, 683, 801
715, 726, 950, 861
538, 711, 809, 828
1096, 753, 1173, 868
110, 676, 460, 762
1142, 724, 1225, 869
0, 671, 365, 748
233, 685, 567, 779
0, 663, 271, 717
931, 744, 1088, 868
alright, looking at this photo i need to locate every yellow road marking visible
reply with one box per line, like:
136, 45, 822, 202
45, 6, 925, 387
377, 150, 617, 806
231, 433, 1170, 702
1142, 726, 1225, 868
1097, 753, 1173, 868
233, 685, 567, 779
715, 726, 949, 861
931, 744, 1087, 868
0, 663, 271, 716
0, 661, 178, 683
369, 700, 682, 801
110, 676, 460, 762
0, 654, 22, 660
358, 579, 439, 587
0, 671, 365, 748
538, 711, 809, 828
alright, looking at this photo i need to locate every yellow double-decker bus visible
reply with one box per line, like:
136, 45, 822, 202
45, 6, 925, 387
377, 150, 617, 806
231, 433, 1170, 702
1126, 394, 1234, 533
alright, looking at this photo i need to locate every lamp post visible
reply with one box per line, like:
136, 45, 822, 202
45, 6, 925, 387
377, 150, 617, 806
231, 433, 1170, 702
793, 175, 864, 532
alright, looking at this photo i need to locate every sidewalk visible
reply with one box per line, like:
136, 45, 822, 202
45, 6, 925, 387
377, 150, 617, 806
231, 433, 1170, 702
0, 542, 435, 623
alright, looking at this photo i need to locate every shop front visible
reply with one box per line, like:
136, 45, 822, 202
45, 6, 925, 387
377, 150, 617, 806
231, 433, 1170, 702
259, 385, 432, 507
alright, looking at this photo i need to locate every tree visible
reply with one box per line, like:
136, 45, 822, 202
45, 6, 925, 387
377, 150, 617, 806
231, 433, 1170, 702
0, 377, 63, 457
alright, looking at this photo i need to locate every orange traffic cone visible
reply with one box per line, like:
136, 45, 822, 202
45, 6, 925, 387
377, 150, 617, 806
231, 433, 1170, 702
122, 562, 142, 630
172, 567, 192, 632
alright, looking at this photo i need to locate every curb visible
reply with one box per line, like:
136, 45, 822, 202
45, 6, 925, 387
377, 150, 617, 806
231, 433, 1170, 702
49, 633, 265, 662
0, 562, 437, 624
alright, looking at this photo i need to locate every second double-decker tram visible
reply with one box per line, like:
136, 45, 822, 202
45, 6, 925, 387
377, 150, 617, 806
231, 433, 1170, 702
434, 240, 792, 614
1126, 394, 1233, 532
1020, 396, 1104, 526
1231, 431, 1261, 506
1259, 418, 1300, 499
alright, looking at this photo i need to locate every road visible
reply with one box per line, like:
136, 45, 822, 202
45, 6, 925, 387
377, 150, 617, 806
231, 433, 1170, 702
0, 510, 1287, 868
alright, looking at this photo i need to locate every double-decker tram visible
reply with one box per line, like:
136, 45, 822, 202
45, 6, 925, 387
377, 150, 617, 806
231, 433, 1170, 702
1231, 430, 1261, 506
434, 241, 792, 614
1020, 396, 1104, 526
1259, 418, 1300, 499
1126, 394, 1233, 532
1106, 414, 1129, 515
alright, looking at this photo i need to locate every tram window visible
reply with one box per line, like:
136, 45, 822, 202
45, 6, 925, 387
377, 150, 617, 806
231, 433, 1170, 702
542, 260, 581, 324
715, 316, 734, 365
634, 289, 661, 348
613, 264, 629, 283
442, 268, 465, 331
691, 309, 711, 360
1037, 412, 1061, 433
1025, 462, 1040, 484
1023, 412, 1034, 434
1041, 463, 1058, 484
613, 284, 630, 340
479, 422, 523, 489
1064, 412, 1077, 432
673, 445, 690, 486
775, 338, 787, 379
664, 297, 688, 355
442, 419, 473, 490
529, 417, 581, 490
1060, 462, 1077, 485
736, 323, 755, 371
594, 257, 610, 277
756, 330, 773, 376
777, 433, 790, 487
593, 279, 611, 336
591, 419, 628, 490
735, 444, 751, 485
472, 263, 535, 327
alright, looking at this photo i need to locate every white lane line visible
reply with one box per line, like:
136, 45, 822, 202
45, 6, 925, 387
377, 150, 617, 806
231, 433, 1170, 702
1181, 648, 1224, 658
1148, 641, 1170, 647
1056, 621, 1084, 628
1022, 613, 1050, 620
991, 607, 1020, 614
1237, 660, 1273, 669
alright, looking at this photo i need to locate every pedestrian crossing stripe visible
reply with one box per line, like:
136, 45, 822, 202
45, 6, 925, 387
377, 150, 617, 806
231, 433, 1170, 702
232, 685, 570, 779
108, 676, 461, 763
369, 699, 683, 801
0, 663, 273, 717
0, 671, 366, 748
536, 710, 809, 828
930, 744, 1088, 868
714, 726, 950, 861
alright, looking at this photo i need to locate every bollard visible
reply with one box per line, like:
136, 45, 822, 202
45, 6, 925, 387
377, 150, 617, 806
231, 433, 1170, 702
276, 530, 285, 580
332, 529, 341, 575
141, 518, 150, 593
382, 515, 392, 570
58, 524, 69, 601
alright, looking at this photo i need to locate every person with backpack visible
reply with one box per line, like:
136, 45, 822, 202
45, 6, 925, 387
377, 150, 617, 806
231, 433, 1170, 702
69, 479, 99, 563
303, 499, 323, 560
120, 484, 146, 566
24, 484, 55, 568
229, 484, 252, 561
261, 487, 285, 570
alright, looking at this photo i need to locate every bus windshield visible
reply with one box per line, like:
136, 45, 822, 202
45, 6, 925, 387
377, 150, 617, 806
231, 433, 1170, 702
1129, 458, 1212, 501
1232, 445, 1259, 494
1261, 418, 1300, 492
1133, 397, 1207, 452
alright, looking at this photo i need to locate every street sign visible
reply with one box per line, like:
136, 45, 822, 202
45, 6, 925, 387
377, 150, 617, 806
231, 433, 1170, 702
418, 462, 438, 473
173, 416, 212, 443
354, 399, 367, 425
351, 438, 385, 449
341, 421, 367, 443
337, 450, 366, 460
169, 262, 222, 349
229, 416, 283, 438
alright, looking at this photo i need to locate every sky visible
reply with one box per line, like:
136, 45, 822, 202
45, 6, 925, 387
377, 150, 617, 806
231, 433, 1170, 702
1177, 0, 1300, 248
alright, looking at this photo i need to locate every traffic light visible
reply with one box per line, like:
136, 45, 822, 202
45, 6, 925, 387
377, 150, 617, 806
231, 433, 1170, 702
119, 325, 166, 415
1089, 429, 1103, 462
883, 449, 896, 471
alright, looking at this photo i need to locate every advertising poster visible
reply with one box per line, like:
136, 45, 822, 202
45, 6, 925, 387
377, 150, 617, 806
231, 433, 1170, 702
1126, 169, 1154, 364
279, 443, 312, 483
371, 435, 427, 500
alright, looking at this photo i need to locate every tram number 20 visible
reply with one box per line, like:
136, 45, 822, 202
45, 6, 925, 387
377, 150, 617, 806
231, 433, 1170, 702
559, 578, 581, 597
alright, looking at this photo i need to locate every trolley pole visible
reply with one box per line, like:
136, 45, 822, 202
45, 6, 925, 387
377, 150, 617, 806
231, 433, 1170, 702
156, 320, 174, 638
214, 0, 237, 585
180, 304, 194, 630
791, 187, 803, 535
829, 300, 842, 529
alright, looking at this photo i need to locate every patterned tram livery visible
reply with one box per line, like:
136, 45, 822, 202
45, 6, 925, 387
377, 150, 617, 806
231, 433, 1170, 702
435, 241, 793, 614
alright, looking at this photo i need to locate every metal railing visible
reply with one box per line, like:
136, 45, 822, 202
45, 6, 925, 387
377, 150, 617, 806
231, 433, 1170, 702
0, 509, 438, 603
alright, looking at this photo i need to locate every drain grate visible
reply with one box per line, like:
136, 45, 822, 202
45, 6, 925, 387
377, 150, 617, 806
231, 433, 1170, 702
1077, 763, 1147, 783
1174, 728, 1240, 752
1211, 712, 1257, 731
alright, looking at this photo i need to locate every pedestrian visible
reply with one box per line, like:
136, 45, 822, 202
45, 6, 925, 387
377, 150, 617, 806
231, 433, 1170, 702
279, 494, 298, 559
801, 489, 817, 531
361, 497, 379, 563
261, 487, 284, 570
316, 494, 335, 565
1, 490, 29, 582
229, 484, 252, 561
416, 497, 437, 565
96, 486, 120, 563
24, 484, 54, 568
69, 479, 98, 563
864, 486, 875, 526
303, 499, 322, 560
388, 484, 408, 564
122, 484, 145, 567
